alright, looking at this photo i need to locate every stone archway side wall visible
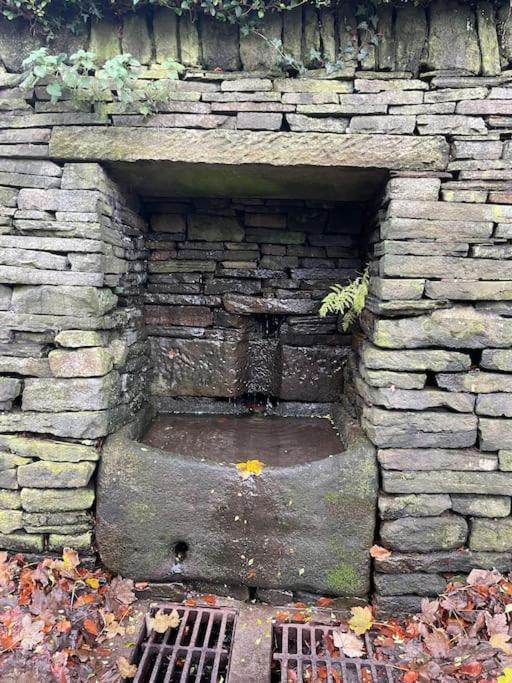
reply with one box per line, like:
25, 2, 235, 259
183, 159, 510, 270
0, 162, 148, 557
1, 4, 512, 610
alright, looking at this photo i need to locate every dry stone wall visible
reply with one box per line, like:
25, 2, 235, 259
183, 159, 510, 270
1, 1, 512, 610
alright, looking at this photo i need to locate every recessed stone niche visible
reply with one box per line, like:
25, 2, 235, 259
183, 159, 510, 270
96, 183, 381, 599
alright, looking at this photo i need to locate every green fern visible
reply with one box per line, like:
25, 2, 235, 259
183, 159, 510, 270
319, 266, 370, 332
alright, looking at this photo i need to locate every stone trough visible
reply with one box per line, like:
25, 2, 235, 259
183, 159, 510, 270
96, 404, 377, 599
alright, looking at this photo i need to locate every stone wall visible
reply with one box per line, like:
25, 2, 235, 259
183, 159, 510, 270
143, 198, 365, 409
1, 1, 512, 611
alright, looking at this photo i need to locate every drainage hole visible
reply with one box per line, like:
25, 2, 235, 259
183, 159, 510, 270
174, 541, 189, 562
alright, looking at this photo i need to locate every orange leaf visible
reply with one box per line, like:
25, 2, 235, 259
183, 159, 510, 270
202, 594, 216, 606
460, 662, 482, 677
83, 618, 99, 636
316, 597, 333, 608
294, 602, 307, 609
370, 545, 392, 559
183, 598, 197, 606
275, 611, 290, 623
403, 672, 419, 683
57, 619, 71, 633
135, 582, 148, 589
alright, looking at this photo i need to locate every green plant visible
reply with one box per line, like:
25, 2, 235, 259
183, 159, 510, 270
319, 266, 369, 332
20, 47, 183, 116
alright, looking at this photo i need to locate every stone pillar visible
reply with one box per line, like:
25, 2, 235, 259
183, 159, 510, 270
0, 161, 148, 555
358, 169, 512, 614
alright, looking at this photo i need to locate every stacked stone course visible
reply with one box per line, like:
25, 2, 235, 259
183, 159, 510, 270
1, 0, 512, 609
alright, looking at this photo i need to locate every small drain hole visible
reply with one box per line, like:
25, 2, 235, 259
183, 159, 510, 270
174, 541, 189, 562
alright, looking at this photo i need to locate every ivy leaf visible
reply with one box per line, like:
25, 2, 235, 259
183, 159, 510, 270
46, 81, 62, 102
348, 606, 373, 635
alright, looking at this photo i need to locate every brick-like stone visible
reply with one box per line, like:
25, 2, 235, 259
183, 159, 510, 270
20, 487, 95, 512
236, 112, 282, 131
378, 493, 451, 519
374, 572, 446, 596
451, 495, 510, 517
18, 461, 95, 488
383, 470, 512, 496
0, 434, 98, 462
381, 515, 467, 552
48, 347, 113, 377
470, 518, 512, 551
362, 343, 471, 372
22, 374, 119, 412
378, 448, 497, 471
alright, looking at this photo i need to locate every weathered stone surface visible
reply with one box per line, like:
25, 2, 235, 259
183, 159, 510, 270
48, 347, 113, 377
362, 343, 471, 372
201, 15, 240, 71
0, 409, 122, 439
477, 394, 512, 418
383, 470, 512, 496
18, 189, 104, 214
348, 116, 416, 135
240, 14, 281, 71
357, 379, 475, 413
286, 114, 348, 134
0, 491, 21, 509
96, 413, 377, 596
479, 418, 512, 451
280, 346, 345, 402
21, 487, 95, 512
0, 248, 67, 271
363, 407, 477, 448
122, 14, 151, 64
89, 18, 120, 61
0, 434, 98, 462
381, 254, 512, 280
18, 461, 95, 489
417, 115, 487, 135
223, 294, 317, 315
0, 532, 43, 553
48, 532, 92, 551
150, 336, 247, 398
359, 367, 426, 390
153, 8, 178, 63
394, 5, 427, 74
452, 495, 511, 517
12, 286, 117, 317
426, 0, 481, 73
477, 1, 501, 75
470, 519, 512, 552
55, 330, 106, 348
375, 594, 423, 617
237, 112, 283, 131
385, 177, 440, 202
22, 374, 119, 412
179, 16, 200, 66
378, 448, 497, 472
375, 572, 446, 597
49, 128, 450, 172
381, 515, 467, 552
0, 510, 22, 534
188, 215, 244, 242
0, 378, 21, 405
378, 493, 451, 520
0, 452, 30, 470
426, 280, 512, 300
381, 218, 493, 241
0, 469, 19, 489
481, 349, 512, 372
370, 307, 512, 349
438, 370, 512, 394
144, 305, 213, 327
375, 549, 512, 574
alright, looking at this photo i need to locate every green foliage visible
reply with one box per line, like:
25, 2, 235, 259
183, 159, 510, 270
319, 266, 369, 332
20, 47, 183, 116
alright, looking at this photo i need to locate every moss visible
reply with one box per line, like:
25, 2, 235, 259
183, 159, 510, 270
326, 560, 365, 595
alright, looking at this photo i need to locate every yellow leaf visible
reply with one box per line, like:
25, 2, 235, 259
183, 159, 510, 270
236, 459, 264, 480
348, 606, 374, 636
86, 577, 100, 589
117, 656, 137, 679
490, 632, 512, 654
149, 608, 181, 634
498, 668, 512, 683
52, 547, 80, 578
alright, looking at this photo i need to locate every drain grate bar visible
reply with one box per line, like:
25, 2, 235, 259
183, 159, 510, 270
129, 604, 237, 683
272, 622, 397, 683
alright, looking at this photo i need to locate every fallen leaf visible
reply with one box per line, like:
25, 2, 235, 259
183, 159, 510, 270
348, 606, 373, 636
316, 597, 333, 608
275, 611, 290, 623
85, 577, 100, 590
117, 656, 138, 679
332, 630, 365, 657
499, 669, 512, 683
203, 594, 217, 606
369, 545, 391, 559
403, 673, 419, 683
149, 608, 181, 634
490, 632, 512, 654
83, 618, 99, 636
423, 628, 450, 658
52, 548, 80, 579
19, 615, 45, 651
235, 459, 264, 480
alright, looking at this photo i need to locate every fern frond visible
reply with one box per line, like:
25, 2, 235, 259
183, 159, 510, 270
319, 266, 370, 330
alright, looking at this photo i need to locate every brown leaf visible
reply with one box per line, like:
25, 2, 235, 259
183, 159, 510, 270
149, 608, 181, 634
369, 544, 391, 559
332, 630, 365, 657
117, 656, 137, 679
423, 628, 450, 658
19, 614, 45, 651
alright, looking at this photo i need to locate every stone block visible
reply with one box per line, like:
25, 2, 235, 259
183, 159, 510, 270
17, 189, 104, 214
286, 114, 349, 134
89, 18, 120, 62
370, 307, 512, 349
55, 330, 106, 348
0, 452, 30, 470
0, 378, 21, 405
394, 5, 427, 73
470, 519, 512, 552
375, 549, 512, 574
378, 448, 497, 472
348, 116, 416, 134
201, 15, 240, 71
499, 450, 512, 471
0, 532, 43, 553
380, 515, 468, 552
280, 346, 345, 403
0, 469, 18, 489
374, 572, 446, 597
0, 434, 98, 462
451, 495, 510, 517
359, 367, 426, 390
385, 177, 441, 201
477, 1, 501, 75
122, 14, 151, 64
375, 594, 423, 618
21, 487, 95, 512
22, 374, 120, 412
144, 305, 213, 327
369, 278, 424, 301
48, 532, 92, 552
357, 379, 475, 413
383, 470, 512, 496
378, 493, 451, 520
48, 347, 113, 377
381, 218, 493, 241
426, 0, 481, 73
0, 491, 21, 509
381, 254, 512, 280
12, 286, 117, 317
153, 8, 178, 63
0, 409, 122, 440
0, 266, 103, 287
438, 370, 512, 394
387, 199, 512, 224
223, 295, 317, 315
240, 14, 281, 71
477, 394, 512, 418
150, 335, 248, 398
361, 343, 471, 372
236, 112, 282, 131
247, 228, 305, 245
417, 115, 487, 135
0, 247, 67, 271
363, 407, 477, 448
18, 461, 95, 488
425, 280, 512, 300
0, 509, 22, 533
479, 418, 512, 451
481, 349, 512, 371
188, 215, 244, 242
452, 140, 503, 159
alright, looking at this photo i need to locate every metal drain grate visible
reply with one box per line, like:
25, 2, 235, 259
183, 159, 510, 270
271, 621, 397, 683
128, 603, 237, 682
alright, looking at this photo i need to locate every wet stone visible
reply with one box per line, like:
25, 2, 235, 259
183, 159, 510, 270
378, 493, 452, 520
374, 572, 446, 597
380, 515, 468, 552
451, 495, 511, 517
